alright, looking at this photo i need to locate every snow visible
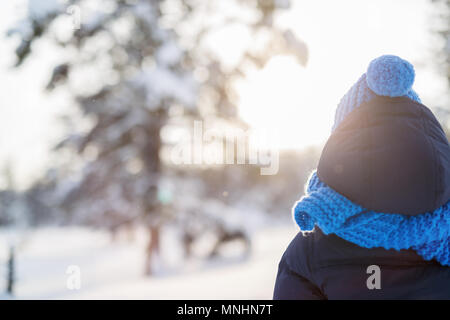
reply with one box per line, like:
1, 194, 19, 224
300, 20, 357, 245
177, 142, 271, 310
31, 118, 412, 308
275, 0, 291, 9
156, 41, 183, 66
0, 224, 297, 299
28, 0, 61, 20
80, 0, 119, 34
135, 67, 197, 110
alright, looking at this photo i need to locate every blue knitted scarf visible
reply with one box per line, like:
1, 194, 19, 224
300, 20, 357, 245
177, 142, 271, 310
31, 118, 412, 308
293, 171, 450, 266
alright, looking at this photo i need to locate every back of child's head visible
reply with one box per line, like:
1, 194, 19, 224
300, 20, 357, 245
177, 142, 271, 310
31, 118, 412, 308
317, 55, 450, 215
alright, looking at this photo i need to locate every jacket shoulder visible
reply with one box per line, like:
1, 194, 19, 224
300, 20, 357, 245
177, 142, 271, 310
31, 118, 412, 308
282, 230, 316, 280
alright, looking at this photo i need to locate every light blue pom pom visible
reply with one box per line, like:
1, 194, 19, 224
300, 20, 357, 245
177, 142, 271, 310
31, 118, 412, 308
366, 55, 415, 97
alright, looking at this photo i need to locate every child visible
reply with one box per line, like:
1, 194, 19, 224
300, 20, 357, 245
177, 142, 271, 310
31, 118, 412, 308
274, 55, 450, 299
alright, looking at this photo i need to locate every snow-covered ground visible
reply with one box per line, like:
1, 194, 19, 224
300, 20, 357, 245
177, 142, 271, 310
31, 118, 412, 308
0, 224, 297, 299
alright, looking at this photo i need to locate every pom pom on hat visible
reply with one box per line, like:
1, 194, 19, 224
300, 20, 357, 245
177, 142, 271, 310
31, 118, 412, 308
332, 55, 421, 131
366, 55, 415, 97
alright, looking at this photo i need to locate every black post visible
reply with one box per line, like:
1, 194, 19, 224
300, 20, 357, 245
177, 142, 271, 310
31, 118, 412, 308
6, 246, 15, 295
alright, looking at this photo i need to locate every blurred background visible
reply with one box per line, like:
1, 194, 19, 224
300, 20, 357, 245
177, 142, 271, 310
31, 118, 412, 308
0, 0, 449, 299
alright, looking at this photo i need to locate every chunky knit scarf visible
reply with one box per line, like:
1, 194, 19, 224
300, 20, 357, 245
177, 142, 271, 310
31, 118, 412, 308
293, 171, 450, 266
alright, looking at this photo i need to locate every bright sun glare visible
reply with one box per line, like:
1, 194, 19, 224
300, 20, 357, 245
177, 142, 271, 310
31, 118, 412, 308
238, 55, 332, 150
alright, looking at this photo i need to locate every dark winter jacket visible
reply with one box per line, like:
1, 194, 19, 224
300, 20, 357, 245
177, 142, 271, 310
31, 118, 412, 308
274, 96, 450, 299
274, 228, 450, 299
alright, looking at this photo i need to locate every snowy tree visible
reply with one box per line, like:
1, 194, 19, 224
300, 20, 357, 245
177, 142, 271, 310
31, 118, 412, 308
9, 0, 307, 274
432, 0, 450, 86
429, 0, 450, 134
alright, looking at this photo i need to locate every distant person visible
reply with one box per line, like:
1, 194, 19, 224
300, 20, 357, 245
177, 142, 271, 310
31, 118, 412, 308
274, 55, 450, 299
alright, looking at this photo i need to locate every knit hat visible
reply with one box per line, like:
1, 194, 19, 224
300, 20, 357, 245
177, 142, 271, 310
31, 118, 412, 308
332, 55, 421, 131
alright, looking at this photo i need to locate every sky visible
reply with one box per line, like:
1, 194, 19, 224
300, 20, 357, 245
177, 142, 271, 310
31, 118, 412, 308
238, 0, 448, 149
0, 0, 448, 189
